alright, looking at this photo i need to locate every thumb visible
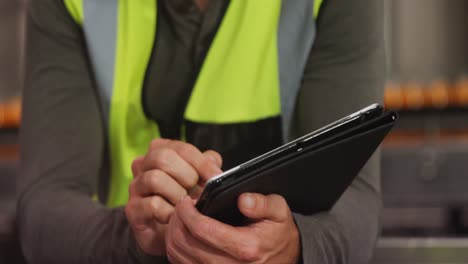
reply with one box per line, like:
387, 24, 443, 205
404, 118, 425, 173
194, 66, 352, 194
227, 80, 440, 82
238, 193, 290, 222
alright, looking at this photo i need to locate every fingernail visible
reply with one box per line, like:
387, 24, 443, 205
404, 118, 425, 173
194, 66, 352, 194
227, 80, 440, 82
242, 194, 256, 209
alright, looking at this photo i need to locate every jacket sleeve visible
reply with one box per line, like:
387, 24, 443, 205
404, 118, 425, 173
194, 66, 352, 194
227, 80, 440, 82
17, 1, 163, 263
291, 0, 385, 263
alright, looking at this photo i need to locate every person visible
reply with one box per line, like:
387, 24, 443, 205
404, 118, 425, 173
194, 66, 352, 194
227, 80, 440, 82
18, 0, 385, 263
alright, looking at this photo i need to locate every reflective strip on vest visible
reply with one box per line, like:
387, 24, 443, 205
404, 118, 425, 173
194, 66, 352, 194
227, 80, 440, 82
64, 0, 160, 207
278, 0, 319, 139
63, 0, 323, 207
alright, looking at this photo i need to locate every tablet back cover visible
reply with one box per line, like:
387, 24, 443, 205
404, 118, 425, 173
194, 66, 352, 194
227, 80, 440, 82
200, 114, 396, 225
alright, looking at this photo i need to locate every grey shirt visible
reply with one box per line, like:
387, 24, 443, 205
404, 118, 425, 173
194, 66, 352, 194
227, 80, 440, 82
18, 0, 385, 263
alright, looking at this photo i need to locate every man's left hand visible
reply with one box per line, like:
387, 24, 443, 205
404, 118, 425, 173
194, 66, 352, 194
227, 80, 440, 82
165, 193, 301, 264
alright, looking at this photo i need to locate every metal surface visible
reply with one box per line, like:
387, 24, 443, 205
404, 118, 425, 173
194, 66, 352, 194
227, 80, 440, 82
394, 110, 468, 131
381, 208, 448, 232
382, 139, 468, 206
371, 238, 468, 264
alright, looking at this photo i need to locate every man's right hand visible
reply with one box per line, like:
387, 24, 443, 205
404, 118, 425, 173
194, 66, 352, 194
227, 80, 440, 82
124, 139, 223, 256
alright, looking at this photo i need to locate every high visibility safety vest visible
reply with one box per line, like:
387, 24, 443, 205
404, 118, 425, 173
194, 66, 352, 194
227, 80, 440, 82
63, 0, 323, 207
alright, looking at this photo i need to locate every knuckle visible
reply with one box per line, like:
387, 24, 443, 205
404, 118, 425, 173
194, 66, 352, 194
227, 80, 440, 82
151, 196, 172, 225
149, 196, 165, 212
150, 197, 174, 224
148, 171, 165, 189
199, 157, 213, 172
206, 150, 222, 165
176, 143, 198, 157
197, 159, 220, 180
177, 173, 198, 191
152, 148, 175, 169
159, 214, 171, 225
183, 174, 198, 189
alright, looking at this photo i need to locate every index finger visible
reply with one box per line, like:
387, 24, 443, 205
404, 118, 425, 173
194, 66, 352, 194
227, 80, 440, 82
203, 150, 223, 169
167, 141, 222, 182
176, 197, 255, 258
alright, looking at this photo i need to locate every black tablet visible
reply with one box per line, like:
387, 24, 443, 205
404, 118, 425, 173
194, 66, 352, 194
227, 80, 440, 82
196, 104, 397, 225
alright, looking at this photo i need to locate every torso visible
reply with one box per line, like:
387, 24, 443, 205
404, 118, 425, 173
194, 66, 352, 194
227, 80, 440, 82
143, 0, 283, 169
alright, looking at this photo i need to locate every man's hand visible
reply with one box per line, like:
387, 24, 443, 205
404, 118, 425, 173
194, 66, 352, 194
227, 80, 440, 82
165, 193, 301, 264
125, 139, 223, 256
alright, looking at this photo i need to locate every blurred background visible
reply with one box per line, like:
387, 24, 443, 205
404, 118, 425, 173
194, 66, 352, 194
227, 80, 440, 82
1, 0, 468, 263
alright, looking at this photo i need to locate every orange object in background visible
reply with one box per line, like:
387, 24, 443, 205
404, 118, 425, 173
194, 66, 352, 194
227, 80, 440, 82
384, 83, 405, 110
455, 78, 468, 106
427, 80, 450, 109
385, 79, 468, 110
0, 97, 21, 128
402, 82, 425, 110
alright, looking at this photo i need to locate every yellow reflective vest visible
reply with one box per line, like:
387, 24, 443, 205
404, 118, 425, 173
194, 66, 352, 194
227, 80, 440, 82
63, 0, 323, 207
